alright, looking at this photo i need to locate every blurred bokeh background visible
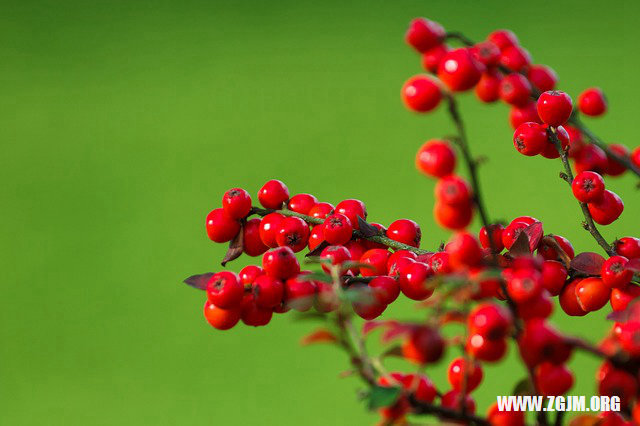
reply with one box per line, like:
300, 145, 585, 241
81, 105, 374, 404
2, 0, 639, 424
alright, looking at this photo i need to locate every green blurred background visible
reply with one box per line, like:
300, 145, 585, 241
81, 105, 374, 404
2, 0, 639, 424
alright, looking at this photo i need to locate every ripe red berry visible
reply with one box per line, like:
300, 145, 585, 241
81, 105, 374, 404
538, 234, 575, 260
323, 213, 353, 245
576, 277, 611, 312
314, 281, 339, 313
501, 221, 528, 250
387, 219, 421, 247
610, 283, 640, 311
466, 334, 507, 362
240, 294, 273, 327
252, 274, 284, 308
571, 171, 605, 203
437, 48, 484, 92
415, 139, 457, 178
258, 179, 289, 209
527, 64, 557, 92
541, 260, 567, 296
574, 144, 608, 175
513, 122, 547, 156
604, 143, 630, 177
540, 124, 569, 159
435, 175, 472, 206
479, 224, 505, 252
243, 218, 269, 256
402, 326, 445, 364
405, 18, 445, 53
487, 29, 518, 51
276, 216, 310, 253
632, 146, 640, 169
287, 193, 318, 215
475, 69, 501, 103
578, 87, 607, 117
518, 319, 572, 366
207, 271, 244, 309
601, 256, 633, 288
559, 279, 587, 316
308, 224, 324, 251
203, 300, 241, 330
422, 44, 449, 73
468, 303, 512, 339
400, 373, 437, 403
222, 188, 252, 219
344, 240, 366, 274
448, 357, 483, 392
587, 189, 624, 225
441, 391, 476, 415
499, 73, 532, 106
509, 102, 540, 129
507, 268, 543, 303
537, 91, 573, 126
471, 41, 501, 67
535, 362, 574, 396
284, 274, 316, 312
239, 265, 263, 285
517, 290, 554, 320
205, 208, 241, 243
258, 212, 285, 248
262, 246, 300, 280
598, 364, 638, 407
398, 262, 434, 300
308, 202, 334, 219
428, 251, 452, 275
335, 199, 367, 229
369, 276, 400, 304
351, 285, 387, 320
618, 321, 640, 356
615, 237, 640, 259
320, 245, 351, 274
487, 403, 525, 426
401, 75, 442, 112
499, 45, 531, 72
446, 232, 483, 268
359, 249, 390, 277
434, 200, 473, 230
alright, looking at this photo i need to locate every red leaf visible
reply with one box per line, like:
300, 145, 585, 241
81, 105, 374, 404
627, 258, 640, 273
363, 320, 391, 336
300, 328, 338, 346
570, 252, 606, 276
507, 230, 531, 256
524, 222, 543, 251
568, 415, 599, 426
607, 299, 640, 323
183, 273, 214, 290
381, 323, 413, 344
221, 226, 244, 266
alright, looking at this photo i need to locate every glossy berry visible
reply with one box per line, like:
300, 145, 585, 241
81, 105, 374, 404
517, 291, 553, 320
276, 216, 310, 253
206, 208, 241, 243
578, 87, 607, 117
344, 240, 366, 274
501, 221, 528, 250
466, 334, 507, 362
320, 245, 351, 274
538, 234, 575, 260
323, 213, 353, 245
335, 199, 367, 229
203, 300, 241, 330
441, 391, 476, 415
468, 303, 512, 339
262, 246, 300, 280
574, 144, 607, 174
559, 279, 587, 316
541, 260, 567, 296
415, 139, 457, 178
314, 281, 339, 313
402, 326, 445, 364
435, 175, 472, 206
615, 237, 640, 259
479, 224, 505, 252
610, 284, 640, 311
507, 269, 543, 303
369, 276, 400, 304
487, 403, 525, 426
434, 201, 473, 230
222, 188, 252, 219
359, 249, 390, 277
513, 122, 547, 156
258, 179, 289, 209
284, 275, 316, 312
571, 171, 605, 203
258, 212, 285, 248
428, 251, 452, 275
587, 190, 623, 225
475, 69, 501, 103
509, 102, 540, 129
448, 357, 483, 392
499, 73, 532, 106
527, 64, 557, 92
471, 41, 500, 66
398, 262, 434, 300
539, 124, 569, 159
308, 202, 334, 219
252, 275, 284, 308
287, 193, 318, 215
601, 256, 633, 288
422, 44, 449, 73
401, 75, 442, 112
618, 321, 640, 356
239, 265, 263, 285
240, 294, 273, 327
604, 143, 630, 177
405, 18, 445, 53
308, 224, 324, 251
437, 48, 484, 92
537, 91, 573, 126
535, 362, 574, 396
243, 218, 269, 256
487, 29, 518, 51
400, 374, 437, 403
575, 277, 610, 312
632, 146, 640, 169
352, 285, 387, 320
446, 232, 483, 268
499, 45, 531, 71
206, 271, 244, 309
387, 219, 421, 247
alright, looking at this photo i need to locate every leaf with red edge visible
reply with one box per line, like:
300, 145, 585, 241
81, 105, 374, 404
524, 222, 543, 251
358, 217, 381, 238
627, 258, 640, 273
183, 273, 214, 290
381, 323, 413, 344
362, 320, 390, 336
570, 252, 606, 276
507, 230, 530, 256
221, 226, 244, 266
300, 328, 338, 346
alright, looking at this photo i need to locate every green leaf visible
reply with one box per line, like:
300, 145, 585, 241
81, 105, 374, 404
297, 271, 333, 283
342, 260, 376, 270
512, 377, 533, 396
367, 386, 401, 410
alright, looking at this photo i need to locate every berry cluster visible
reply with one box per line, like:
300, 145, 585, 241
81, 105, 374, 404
185, 16, 640, 426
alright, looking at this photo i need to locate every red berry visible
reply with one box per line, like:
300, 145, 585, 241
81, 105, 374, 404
618, 321, 640, 356
535, 362, 574, 396
598, 365, 638, 407
387, 250, 417, 275
541, 260, 567, 296
428, 251, 452, 275
632, 146, 640, 169
320, 245, 351, 274
434, 201, 473, 230
398, 262, 434, 300
499, 45, 531, 72
276, 216, 310, 253
509, 102, 540, 129
538, 234, 575, 260
587, 189, 623, 225
287, 193, 318, 215
604, 143, 630, 177
601, 256, 633, 289
571, 171, 605, 203
446, 232, 483, 268
475, 69, 501, 103
479, 224, 505, 252
565, 125, 586, 157
448, 357, 483, 392
405, 18, 445, 53
422, 44, 449, 73
437, 48, 484, 92
262, 246, 300, 280
258, 179, 289, 209
243, 218, 269, 256
615, 237, 640, 259
487, 29, 518, 51
511, 215, 538, 226
308, 202, 334, 219
578, 87, 607, 117
239, 265, 263, 285
206, 271, 243, 309
401, 75, 442, 112
322, 213, 353, 245
400, 374, 437, 403
359, 249, 390, 277
258, 212, 285, 248
466, 334, 507, 362
435, 175, 472, 206
387, 219, 421, 247
468, 303, 512, 339
252, 274, 284, 308
203, 300, 241, 330
517, 290, 553, 320
308, 224, 324, 251
559, 279, 587, 316
369, 276, 400, 304
576, 277, 610, 312
537, 91, 573, 126
575, 144, 608, 174
471, 41, 501, 67
314, 281, 339, 313
517, 319, 572, 366
507, 268, 543, 303
527, 64, 557, 92
352, 285, 387, 320
415, 139, 457, 178
487, 402, 525, 426
205, 208, 241, 243
513, 122, 547, 156
402, 326, 445, 364
344, 240, 366, 274
540, 124, 569, 159
501, 221, 528, 250
441, 391, 476, 415
335, 199, 367, 229
610, 283, 640, 311
499, 73, 532, 106
222, 188, 252, 219
240, 294, 273, 326
284, 274, 316, 312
